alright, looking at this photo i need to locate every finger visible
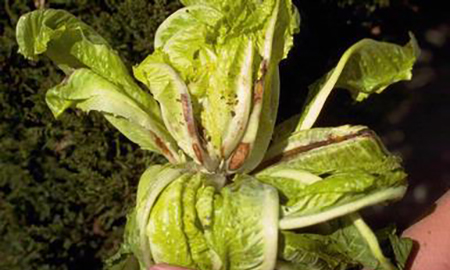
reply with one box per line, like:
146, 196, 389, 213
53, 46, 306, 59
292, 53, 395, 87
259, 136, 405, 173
402, 190, 450, 270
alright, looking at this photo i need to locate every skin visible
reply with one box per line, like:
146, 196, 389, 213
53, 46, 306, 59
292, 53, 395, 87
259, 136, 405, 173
401, 190, 450, 270
149, 191, 450, 270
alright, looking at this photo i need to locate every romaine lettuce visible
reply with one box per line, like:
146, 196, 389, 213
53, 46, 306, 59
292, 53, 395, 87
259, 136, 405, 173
16, 1, 419, 270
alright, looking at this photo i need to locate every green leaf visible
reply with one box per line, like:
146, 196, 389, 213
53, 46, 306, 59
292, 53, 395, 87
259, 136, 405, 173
278, 216, 412, 270
45, 68, 181, 162
286, 34, 419, 132
134, 53, 216, 170
15, 9, 181, 161
279, 216, 398, 270
143, 173, 279, 270
137, 0, 299, 172
16, 9, 161, 118
128, 165, 186, 269
374, 225, 414, 270
153, 6, 222, 76
182, 174, 218, 270
211, 175, 280, 270
278, 214, 401, 270
389, 235, 413, 270
255, 126, 407, 229
148, 173, 196, 267
280, 231, 354, 270
334, 213, 397, 270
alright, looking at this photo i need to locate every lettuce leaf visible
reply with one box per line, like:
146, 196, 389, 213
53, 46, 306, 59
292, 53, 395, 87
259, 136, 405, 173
256, 126, 407, 229
280, 231, 354, 270
279, 215, 412, 270
140, 170, 279, 270
134, 54, 216, 169
127, 165, 187, 269
274, 35, 420, 137
45, 68, 179, 160
214, 175, 279, 270
16, 9, 182, 161
16, 9, 160, 118
135, 0, 300, 172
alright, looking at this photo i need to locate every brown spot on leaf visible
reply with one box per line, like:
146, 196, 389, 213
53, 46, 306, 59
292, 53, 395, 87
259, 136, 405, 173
254, 80, 264, 103
253, 60, 268, 103
152, 131, 176, 163
254, 129, 376, 172
180, 93, 197, 137
328, 134, 346, 143
193, 143, 204, 164
228, 143, 250, 171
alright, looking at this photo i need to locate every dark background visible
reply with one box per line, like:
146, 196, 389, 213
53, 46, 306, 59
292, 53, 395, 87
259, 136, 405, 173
1, 0, 449, 269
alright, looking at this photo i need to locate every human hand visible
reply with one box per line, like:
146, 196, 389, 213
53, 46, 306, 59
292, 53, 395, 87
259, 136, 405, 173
399, 190, 450, 270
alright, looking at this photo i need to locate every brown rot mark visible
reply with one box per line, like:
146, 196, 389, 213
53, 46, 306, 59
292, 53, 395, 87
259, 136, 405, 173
196, 121, 208, 144
152, 132, 176, 163
254, 60, 268, 103
260, 59, 268, 75
228, 143, 250, 171
254, 80, 264, 103
254, 129, 376, 172
193, 143, 204, 164
180, 93, 196, 137
328, 134, 347, 143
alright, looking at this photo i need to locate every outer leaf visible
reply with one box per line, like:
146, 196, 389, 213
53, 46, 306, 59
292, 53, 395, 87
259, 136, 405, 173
148, 173, 195, 267
146, 172, 221, 270
334, 213, 396, 270
15, 9, 181, 161
16, 9, 161, 118
279, 231, 354, 270
389, 235, 413, 270
258, 126, 404, 185
210, 176, 280, 270
374, 225, 413, 270
127, 165, 186, 269
255, 126, 407, 229
182, 174, 218, 270
278, 216, 407, 270
283, 34, 419, 132
46, 68, 181, 162
145, 174, 279, 270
